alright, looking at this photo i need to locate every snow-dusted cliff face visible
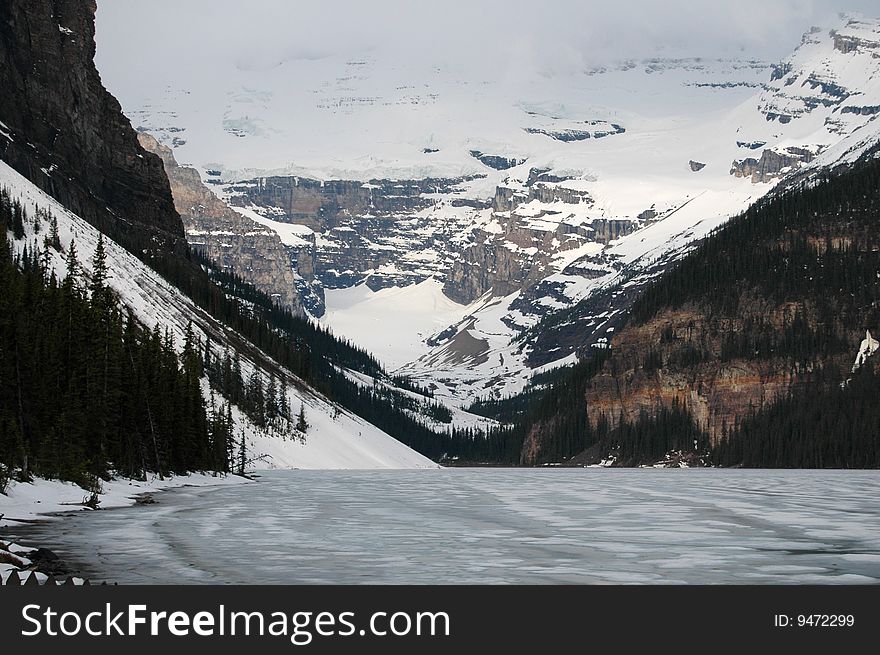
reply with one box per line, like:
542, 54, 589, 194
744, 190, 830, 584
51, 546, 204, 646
94, 15, 880, 405
760, 20, 880, 127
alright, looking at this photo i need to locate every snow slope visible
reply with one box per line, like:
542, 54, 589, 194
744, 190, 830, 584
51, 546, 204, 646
321, 279, 473, 370
0, 161, 437, 470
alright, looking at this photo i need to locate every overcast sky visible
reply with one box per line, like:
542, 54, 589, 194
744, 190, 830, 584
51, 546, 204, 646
96, 0, 877, 77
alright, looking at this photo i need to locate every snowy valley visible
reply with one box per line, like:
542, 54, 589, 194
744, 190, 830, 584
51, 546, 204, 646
95, 14, 880, 406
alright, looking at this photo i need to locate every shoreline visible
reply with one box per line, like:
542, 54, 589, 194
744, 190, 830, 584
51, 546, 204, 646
1, 472, 251, 585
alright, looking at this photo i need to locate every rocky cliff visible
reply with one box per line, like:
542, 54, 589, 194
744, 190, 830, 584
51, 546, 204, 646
229, 166, 646, 311
730, 147, 817, 183
0, 0, 184, 254
137, 133, 304, 314
227, 175, 480, 300
92, 14, 880, 404
230, 176, 466, 231
579, 303, 836, 443
442, 171, 642, 304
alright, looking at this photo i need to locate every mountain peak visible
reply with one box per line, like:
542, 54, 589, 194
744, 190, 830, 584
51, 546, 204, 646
760, 16, 880, 126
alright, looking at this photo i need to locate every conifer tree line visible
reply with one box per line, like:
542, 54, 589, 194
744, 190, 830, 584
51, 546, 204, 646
631, 151, 880, 339
2, 184, 511, 475
145, 237, 490, 460
0, 184, 332, 491
0, 188, 237, 487
712, 364, 880, 468
626, 149, 880, 467
202, 340, 296, 433
15, 143, 878, 470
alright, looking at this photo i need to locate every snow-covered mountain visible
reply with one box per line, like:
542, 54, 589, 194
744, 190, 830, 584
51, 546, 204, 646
95, 14, 880, 405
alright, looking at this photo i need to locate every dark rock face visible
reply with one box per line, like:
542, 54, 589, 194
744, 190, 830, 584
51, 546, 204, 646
234, 163, 643, 309
526, 167, 574, 186
764, 112, 793, 124
524, 128, 594, 142
841, 105, 880, 116
443, 214, 638, 306
0, 0, 185, 253
736, 140, 767, 150
828, 25, 880, 55
495, 174, 592, 209
689, 160, 706, 172
529, 183, 591, 205
444, 241, 532, 303
229, 176, 470, 230
804, 75, 850, 100
492, 185, 528, 212
769, 62, 793, 81
833, 34, 859, 53
524, 123, 625, 142
468, 150, 527, 170
730, 147, 816, 183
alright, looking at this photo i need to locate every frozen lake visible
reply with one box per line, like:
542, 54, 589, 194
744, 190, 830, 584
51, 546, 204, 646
9, 469, 880, 584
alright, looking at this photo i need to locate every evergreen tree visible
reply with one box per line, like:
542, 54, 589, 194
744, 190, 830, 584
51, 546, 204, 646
11, 199, 24, 240
296, 402, 309, 434
279, 385, 290, 420
247, 370, 265, 427
48, 214, 60, 249
237, 430, 247, 476
64, 238, 80, 290
89, 233, 109, 300
266, 373, 278, 421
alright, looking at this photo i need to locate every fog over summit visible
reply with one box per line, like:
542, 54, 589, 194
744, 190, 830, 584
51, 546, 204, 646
97, 1, 876, 80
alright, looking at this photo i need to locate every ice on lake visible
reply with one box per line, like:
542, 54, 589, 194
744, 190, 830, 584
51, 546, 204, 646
9, 469, 880, 584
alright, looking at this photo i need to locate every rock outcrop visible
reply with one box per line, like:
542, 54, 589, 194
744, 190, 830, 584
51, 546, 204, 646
759, 19, 880, 126
468, 151, 527, 170
730, 147, 816, 183
228, 176, 463, 230
519, 145, 880, 464
444, 175, 640, 304
0, 0, 184, 255
137, 133, 304, 315
831, 20, 880, 54
524, 121, 625, 142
